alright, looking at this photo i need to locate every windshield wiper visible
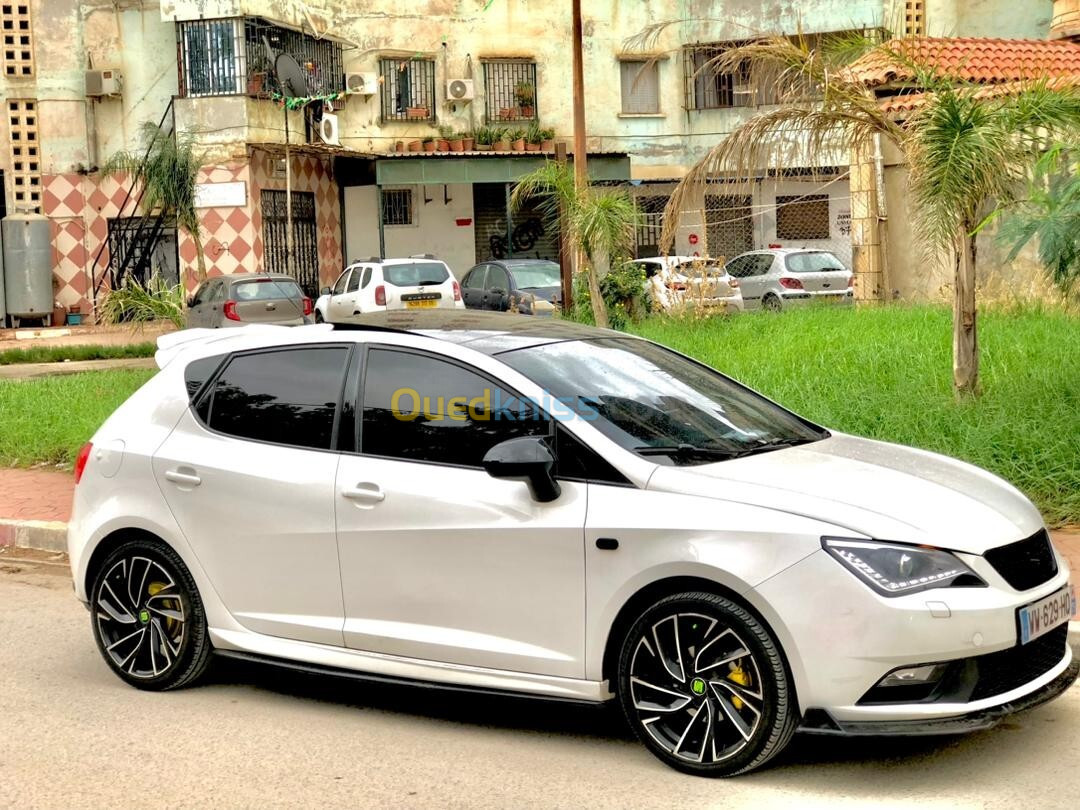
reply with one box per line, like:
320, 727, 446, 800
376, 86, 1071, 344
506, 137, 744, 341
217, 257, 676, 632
633, 444, 741, 459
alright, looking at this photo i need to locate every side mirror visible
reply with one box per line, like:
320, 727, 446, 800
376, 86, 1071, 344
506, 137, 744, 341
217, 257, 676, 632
482, 437, 561, 502
321, 286, 332, 296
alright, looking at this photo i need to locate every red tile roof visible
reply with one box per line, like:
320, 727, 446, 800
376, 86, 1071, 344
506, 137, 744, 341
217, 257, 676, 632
849, 37, 1080, 87
878, 75, 1080, 115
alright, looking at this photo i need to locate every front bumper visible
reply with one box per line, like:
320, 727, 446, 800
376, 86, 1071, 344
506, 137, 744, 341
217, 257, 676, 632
801, 653, 1079, 736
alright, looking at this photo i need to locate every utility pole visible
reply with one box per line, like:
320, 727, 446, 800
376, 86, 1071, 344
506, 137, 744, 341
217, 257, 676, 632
564, 0, 587, 312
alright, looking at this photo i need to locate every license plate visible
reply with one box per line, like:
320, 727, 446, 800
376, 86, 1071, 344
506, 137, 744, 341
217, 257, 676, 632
405, 299, 438, 309
1018, 584, 1075, 645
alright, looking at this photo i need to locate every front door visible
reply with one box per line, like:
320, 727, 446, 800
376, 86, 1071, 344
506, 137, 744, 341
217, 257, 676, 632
335, 346, 588, 677
327, 268, 356, 323
154, 345, 351, 646
461, 265, 489, 309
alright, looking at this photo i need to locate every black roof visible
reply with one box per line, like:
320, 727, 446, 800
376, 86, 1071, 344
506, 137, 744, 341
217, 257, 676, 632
333, 310, 631, 355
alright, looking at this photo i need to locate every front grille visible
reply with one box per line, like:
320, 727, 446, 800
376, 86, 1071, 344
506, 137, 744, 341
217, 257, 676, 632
969, 625, 1069, 700
984, 529, 1058, 591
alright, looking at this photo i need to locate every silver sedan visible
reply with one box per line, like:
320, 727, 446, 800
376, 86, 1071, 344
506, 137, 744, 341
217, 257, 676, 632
724, 249, 853, 311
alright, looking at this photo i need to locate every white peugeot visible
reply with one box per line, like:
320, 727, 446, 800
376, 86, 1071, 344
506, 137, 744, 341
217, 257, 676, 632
314, 256, 464, 323
68, 312, 1076, 777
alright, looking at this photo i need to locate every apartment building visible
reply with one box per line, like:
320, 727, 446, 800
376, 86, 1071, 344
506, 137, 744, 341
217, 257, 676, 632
0, 0, 1054, 319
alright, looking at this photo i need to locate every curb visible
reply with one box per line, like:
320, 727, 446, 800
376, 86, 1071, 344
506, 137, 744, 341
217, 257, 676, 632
0, 518, 67, 553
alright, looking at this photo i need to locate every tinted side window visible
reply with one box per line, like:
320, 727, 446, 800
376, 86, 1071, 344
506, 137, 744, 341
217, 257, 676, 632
463, 267, 488, 289
185, 355, 225, 402
332, 271, 350, 295
487, 266, 510, 290
205, 347, 349, 450
361, 349, 548, 466
554, 426, 629, 485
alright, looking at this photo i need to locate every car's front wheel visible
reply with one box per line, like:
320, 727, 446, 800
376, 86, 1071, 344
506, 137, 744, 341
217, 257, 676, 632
90, 539, 212, 691
617, 591, 797, 776
314, 310, 324, 323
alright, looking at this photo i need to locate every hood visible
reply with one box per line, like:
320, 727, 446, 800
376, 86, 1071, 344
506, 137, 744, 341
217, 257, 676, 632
520, 285, 561, 303
646, 433, 1042, 554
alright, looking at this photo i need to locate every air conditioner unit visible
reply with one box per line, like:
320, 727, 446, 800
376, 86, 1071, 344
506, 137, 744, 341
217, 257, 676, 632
446, 78, 475, 102
86, 69, 123, 98
345, 71, 378, 95
319, 112, 341, 146
270, 158, 287, 179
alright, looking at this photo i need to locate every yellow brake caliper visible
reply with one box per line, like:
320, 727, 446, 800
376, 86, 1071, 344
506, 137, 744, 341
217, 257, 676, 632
727, 663, 750, 709
147, 582, 173, 631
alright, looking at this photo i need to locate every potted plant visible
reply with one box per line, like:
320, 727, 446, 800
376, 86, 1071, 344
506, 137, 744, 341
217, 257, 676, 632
422, 136, 437, 153
525, 122, 543, 152
395, 140, 406, 153
540, 127, 555, 151
407, 138, 423, 152
508, 128, 526, 151
407, 105, 429, 120
447, 127, 464, 152
492, 127, 510, 151
461, 131, 475, 151
474, 126, 495, 151
515, 81, 536, 118
500, 107, 517, 121
247, 71, 267, 96
437, 125, 453, 152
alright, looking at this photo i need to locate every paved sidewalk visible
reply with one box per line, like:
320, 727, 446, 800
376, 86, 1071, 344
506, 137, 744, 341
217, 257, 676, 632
0, 356, 157, 380
0, 322, 174, 353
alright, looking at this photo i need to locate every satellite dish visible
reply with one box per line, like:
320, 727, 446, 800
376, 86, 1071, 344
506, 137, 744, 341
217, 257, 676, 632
275, 53, 311, 98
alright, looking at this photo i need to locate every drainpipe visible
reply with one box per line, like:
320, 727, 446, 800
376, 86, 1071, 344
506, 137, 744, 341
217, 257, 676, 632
873, 133, 891, 299
376, 185, 385, 259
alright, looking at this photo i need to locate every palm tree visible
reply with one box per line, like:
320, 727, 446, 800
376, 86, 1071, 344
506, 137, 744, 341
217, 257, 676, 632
510, 162, 638, 327
632, 30, 1080, 395
103, 120, 207, 285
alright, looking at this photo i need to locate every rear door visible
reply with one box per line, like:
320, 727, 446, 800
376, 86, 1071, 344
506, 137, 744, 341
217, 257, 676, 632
229, 278, 307, 325
153, 345, 351, 646
731, 254, 771, 307
461, 265, 488, 309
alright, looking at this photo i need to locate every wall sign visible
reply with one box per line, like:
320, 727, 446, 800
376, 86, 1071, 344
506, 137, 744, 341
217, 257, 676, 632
194, 181, 247, 209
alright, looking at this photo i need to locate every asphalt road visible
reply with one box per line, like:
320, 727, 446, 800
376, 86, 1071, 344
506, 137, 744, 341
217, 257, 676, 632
2, 558, 1078, 810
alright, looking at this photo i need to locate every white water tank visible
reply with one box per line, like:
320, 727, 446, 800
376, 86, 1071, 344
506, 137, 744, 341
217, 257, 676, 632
2, 214, 53, 324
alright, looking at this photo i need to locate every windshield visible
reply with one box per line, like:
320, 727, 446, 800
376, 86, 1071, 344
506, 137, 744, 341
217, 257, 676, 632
501, 338, 827, 466
383, 262, 450, 287
785, 252, 846, 273
232, 280, 304, 301
511, 262, 562, 289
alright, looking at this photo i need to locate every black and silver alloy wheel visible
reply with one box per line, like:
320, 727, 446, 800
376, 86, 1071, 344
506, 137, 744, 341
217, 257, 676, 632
618, 592, 797, 776
90, 540, 212, 690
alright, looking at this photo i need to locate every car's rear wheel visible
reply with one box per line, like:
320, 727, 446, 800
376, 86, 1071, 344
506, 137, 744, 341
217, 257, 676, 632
90, 539, 212, 691
617, 591, 797, 776
762, 294, 782, 312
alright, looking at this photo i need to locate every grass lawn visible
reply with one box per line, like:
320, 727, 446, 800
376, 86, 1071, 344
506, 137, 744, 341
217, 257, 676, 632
632, 304, 1080, 526
0, 342, 156, 365
0, 304, 1076, 525
0, 369, 154, 468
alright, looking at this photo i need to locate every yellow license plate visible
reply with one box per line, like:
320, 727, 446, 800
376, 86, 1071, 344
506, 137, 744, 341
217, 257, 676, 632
405, 299, 438, 309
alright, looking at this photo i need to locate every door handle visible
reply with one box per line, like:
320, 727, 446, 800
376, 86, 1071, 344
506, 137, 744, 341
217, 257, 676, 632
164, 469, 202, 487
342, 483, 385, 503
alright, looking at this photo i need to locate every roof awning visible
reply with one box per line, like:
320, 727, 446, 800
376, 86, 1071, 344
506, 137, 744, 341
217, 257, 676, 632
374, 153, 631, 185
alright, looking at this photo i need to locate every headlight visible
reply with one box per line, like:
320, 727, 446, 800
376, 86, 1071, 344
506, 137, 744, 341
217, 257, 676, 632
821, 537, 986, 597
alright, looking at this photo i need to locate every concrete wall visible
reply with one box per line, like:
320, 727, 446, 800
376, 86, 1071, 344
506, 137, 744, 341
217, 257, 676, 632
343, 183, 476, 278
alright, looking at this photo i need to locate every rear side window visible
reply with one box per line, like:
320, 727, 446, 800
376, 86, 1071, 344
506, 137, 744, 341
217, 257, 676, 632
382, 262, 450, 287
201, 347, 349, 450
232, 280, 304, 301
361, 267, 373, 288
346, 270, 361, 293
184, 355, 225, 402
361, 349, 548, 466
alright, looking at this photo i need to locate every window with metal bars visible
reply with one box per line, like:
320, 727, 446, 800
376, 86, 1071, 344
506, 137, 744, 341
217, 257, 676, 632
379, 57, 436, 122
704, 194, 753, 260
684, 46, 753, 110
776, 195, 830, 240
1, 2, 32, 77
635, 195, 668, 256
483, 60, 538, 123
7, 99, 39, 212
381, 189, 414, 227
261, 190, 320, 296
620, 60, 660, 114
176, 17, 343, 98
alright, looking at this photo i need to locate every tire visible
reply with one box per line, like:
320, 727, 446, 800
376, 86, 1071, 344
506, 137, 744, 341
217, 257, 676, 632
314, 310, 324, 323
90, 538, 212, 691
616, 591, 798, 777
762, 294, 783, 313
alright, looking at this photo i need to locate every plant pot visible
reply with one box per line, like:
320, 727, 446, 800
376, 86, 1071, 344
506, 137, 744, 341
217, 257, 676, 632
520, 105, 535, 119
448, 139, 464, 152
247, 72, 266, 95
66, 312, 83, 326
541, 139, 555, 151
407, 140, 423, 152
493, 140, 509, 151
500, 108, 516, 121
407, 106, 430, 120
525, 142, 541, 152
511, 138, 526, 151
437, 139, 450, 152
423, 141, 437, 153
395, 141, 405, 153
461, 138, 474, 151
475, 143, 492, 152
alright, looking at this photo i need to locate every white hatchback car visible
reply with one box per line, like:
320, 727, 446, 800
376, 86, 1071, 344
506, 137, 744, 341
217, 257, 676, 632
315, 256, 464, 323
724, 249, 853, 311
68, 312, 1076, 777
630, 256, 744, 313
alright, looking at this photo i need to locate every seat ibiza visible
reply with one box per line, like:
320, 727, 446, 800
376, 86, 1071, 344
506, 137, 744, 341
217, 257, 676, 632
68, 311, 1077, 776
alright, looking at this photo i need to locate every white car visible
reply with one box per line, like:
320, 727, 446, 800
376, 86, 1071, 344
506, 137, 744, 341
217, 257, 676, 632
630, 256, 744, 313
68, 312, 1076, 777
314, 256, 464, 323
724, 249, 853, 311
